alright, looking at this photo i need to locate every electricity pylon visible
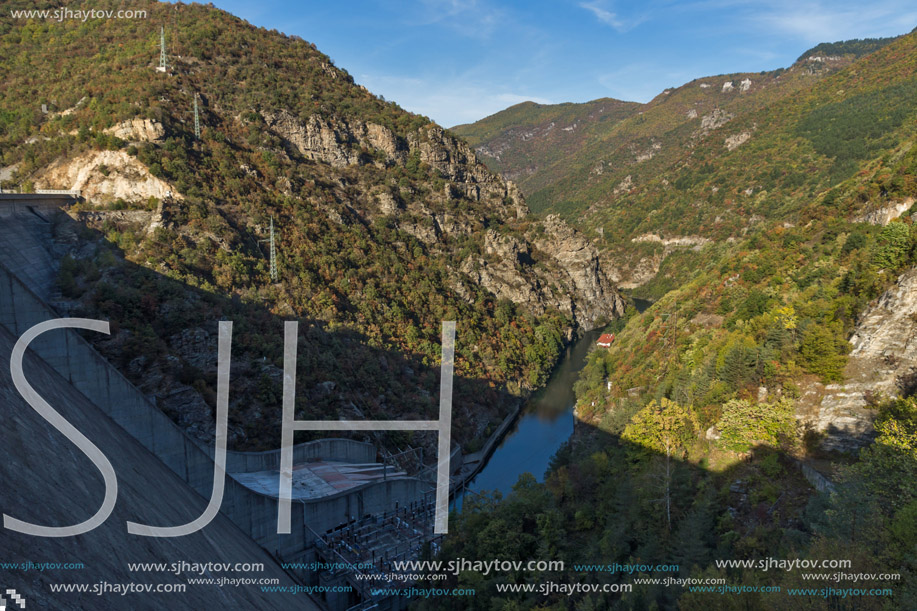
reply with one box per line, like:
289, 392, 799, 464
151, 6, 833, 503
157, 26, 167, 72
259, 216, 279, 282
193, 93, 201, 139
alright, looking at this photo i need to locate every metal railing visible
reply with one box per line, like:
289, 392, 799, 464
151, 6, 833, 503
36, 189, 81, 196
0, 188, 81, 197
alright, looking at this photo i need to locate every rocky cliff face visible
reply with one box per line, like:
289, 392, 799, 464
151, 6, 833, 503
36, 149, 179, 203
533, 215, 626, 328
262, 111, 525, 210
460, 217, 626, 332
409, 125, 525, 208
262, 110, 386, 168
799, 267, 917, 452
260, 108, 623, 331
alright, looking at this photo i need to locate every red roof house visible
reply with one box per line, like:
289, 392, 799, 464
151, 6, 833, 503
596, 333, 615, 347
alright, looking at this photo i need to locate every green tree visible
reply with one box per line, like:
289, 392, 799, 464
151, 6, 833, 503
623, 398, 698, 530
872, 221, 911, 269
716, 398, 796, 452
797, 322, 850, 382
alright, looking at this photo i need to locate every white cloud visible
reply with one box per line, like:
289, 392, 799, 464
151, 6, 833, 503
579, 1, 629, 31
634, 0, 915, 44
409, 0, 506, 39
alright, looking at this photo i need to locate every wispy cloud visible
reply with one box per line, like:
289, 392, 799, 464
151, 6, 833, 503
634, 0, 916, 43
751, 1, 917, 44
409, 0, 506, 39
579, 1, 646, 33
580, 1, 624, 30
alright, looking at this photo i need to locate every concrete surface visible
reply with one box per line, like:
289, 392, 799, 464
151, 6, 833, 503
0, 325, 316, 611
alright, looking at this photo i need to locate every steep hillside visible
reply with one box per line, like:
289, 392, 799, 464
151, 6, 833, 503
455, 35, 917, 290
434, 32, 917, 609
0, 0, 623, 454
452, 98, 640, 183
558, 31, 917, 461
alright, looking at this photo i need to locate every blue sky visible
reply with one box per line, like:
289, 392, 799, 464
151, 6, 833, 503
206, 0, 917, 127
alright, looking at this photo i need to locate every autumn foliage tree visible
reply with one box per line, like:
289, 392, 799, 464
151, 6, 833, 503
623, 398, 699, 530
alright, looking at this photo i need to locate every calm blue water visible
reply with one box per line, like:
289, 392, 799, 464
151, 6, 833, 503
452, 298, 653, 507
453, 329, 603, 506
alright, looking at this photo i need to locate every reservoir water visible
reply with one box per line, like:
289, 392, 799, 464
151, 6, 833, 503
454, 328, 603, 504
454, 297, 652, 505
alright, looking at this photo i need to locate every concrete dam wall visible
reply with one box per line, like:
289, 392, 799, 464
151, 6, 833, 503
0, 210, 428, 564
0, 324, 314, 610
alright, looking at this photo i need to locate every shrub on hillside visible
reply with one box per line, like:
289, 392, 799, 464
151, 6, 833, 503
716, 398, 796, 452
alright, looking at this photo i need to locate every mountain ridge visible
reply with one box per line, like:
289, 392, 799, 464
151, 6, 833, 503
454, 29, 917, 291
0, 0, 623, 454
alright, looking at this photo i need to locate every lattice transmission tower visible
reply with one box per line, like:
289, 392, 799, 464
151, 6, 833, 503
259, 216, 279, 282
193, 93, 201, 139
269, 216, 278, 282
157, 26, 167, 72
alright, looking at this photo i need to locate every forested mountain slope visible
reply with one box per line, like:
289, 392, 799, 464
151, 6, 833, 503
455, 34, 917, 290
431, 31, 917, 610
0, 0, 623, 453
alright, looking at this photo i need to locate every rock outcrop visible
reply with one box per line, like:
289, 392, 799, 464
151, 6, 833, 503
460, 215, 625, 331
534, 215, 626, 328
800, 268, 917, 451
853, 198, 914, 225
262, 110, 372, 167
725, 131, 751, 151
103, 118, 165, 142
262, 110, 526, 215
408, 126, 524, 210
631, 233, 712, 250
697, 108, 734, 135
36, 149, 179, 203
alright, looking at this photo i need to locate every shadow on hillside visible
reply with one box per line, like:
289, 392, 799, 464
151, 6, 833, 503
7, 209, 912, 610
45, 208, 521, 457
427, 412, 914, 611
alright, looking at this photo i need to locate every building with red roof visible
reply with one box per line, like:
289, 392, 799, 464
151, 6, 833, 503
596, 333, 615, 347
